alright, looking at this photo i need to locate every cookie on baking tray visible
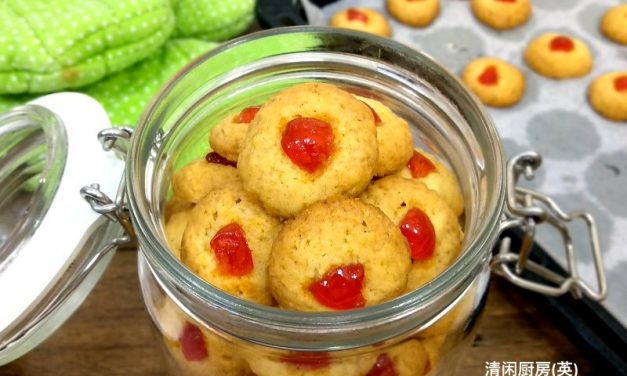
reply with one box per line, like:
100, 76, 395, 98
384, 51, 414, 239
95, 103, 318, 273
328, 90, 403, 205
386, 0, 440, 27
461, 57, 526, 108
238, 82, 378, 218
171, 154, 239, 203
356, 96, 414, 176
329, 7, 392, 37
588, 72, 627, 122
181, 186, 282, 305
601, 4, 627, 45
524, 33, 593, 79
268, 198, 411, 312
209, 105, 261, 162
394, 148, 464, 217
471, 0, 531, 30
360, 176, 463, 291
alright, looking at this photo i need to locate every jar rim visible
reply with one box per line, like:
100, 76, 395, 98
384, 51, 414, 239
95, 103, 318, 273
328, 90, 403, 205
127, 26, 506, 349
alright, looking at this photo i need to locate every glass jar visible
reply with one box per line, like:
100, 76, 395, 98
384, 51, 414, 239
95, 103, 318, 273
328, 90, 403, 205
128, 27, 504, 376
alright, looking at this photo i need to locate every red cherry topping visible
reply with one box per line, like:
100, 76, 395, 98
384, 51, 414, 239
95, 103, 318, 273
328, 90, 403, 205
281, 117, 334, 173
367, 354, 398, 376
234, 106, 260, 123
549, 36, 575, 52
280, 352, 331, 370
407, 150, 436, 179
347, 8, 369, 23
205, 151, 237, 167
478, 65, 499, 86
179, 322, 208, 361
361, 101, 382, 126
614, 76, 627, 92
210, 223, 254, 276
400, 208, 436, 261
309, 264, 366, 310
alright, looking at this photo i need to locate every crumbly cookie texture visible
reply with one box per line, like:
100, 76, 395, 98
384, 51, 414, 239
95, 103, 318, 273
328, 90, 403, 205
356, 96, 414, 176
171, 158, 240, 203
524, 33, 593, 79
165, 209, 192, 260
329, 7, 392, 37
588, 72, 627, 122
238, 82, 378, 218
269, 197, 411, 311
366, 340, 430, 376
164, 196, 194, 222
360, 176, 463, 291
461, 57, 526, 108
395, 148, 464, 216
209, 118, 248, 162
181, 187, 281, 305
471, 0, 531, 30
601, 4, 627, 45
387, 0, 440, 27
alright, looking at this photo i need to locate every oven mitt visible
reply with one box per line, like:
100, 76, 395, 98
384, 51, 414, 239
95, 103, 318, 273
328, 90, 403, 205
172, 0, 255, 42
0, 0, 175, 95
85, 38, 218, 126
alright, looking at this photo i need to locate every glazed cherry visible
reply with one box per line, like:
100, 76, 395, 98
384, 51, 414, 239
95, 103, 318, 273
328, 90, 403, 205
550, 36, 574, 52
367, 354, 398, 376
614, 76, 627, 92
210, 223, 254, 276
407, 150, 436, 179
400, 208, 436, 261
280, 352, 331, 370
179, 322, 208, 361
309, 264, 366, 310
347, 8, 369, 23
478, 65, 499, 86
281, 117, 334, 173
234, 106, 260, 123
361, 101, 382, 125
205, 151, 237, 167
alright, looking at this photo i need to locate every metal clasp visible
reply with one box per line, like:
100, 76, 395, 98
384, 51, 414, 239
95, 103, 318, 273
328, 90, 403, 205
492, 151, 607, 301
80, 128, 135, 248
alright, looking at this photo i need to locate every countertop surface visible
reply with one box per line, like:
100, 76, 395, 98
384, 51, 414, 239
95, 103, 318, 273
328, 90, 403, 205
0, 251, 595, 376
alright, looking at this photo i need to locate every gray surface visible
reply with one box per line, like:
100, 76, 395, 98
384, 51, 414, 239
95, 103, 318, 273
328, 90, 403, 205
313, 0, 627, 326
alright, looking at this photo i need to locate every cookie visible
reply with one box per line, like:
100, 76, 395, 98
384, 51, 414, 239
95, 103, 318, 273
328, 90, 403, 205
245, 349, 374, 376
386, 0, 440, 27
209, 105, 261, 162
588, 72, 627, 121
268, 198, 411, 311
238, 83, 378, 217
171, 155, 240, 203
360, 176, 464, 291
356, 96, 414, 176
157, 299, 251, 376
395, 148, 464, 216
329, 8, 392, 37
366, 340, 429, 376
418, 285, 476, 337
601, 4, 627, 45
421, 336, 446, 373
165, 209, 191, 259
524, 33, 593, 79
470, 0, 531, 30
165, 196, 194, 222
181, 187, 282, 305
461, 57, 526, 108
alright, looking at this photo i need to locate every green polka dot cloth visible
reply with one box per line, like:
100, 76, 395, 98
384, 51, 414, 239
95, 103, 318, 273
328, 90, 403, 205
0, 0, 175, 94
172, 0, 255, 42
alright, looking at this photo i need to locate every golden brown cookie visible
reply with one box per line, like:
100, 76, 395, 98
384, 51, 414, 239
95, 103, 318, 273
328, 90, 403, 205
386, 0, 440, 27
365, 340, 430, 376
245, 349, 374, 376
356, 96, 414, 176
601, 4, 627, 45
461, 57, 526, 108
238, 83, 378, 217
471, 0, 531, 30
329, 7, 392, 37
181, 187, 282, 305
165, 195, 194, 222
395, 148, 464, 216
588, 72, 627, 121
171, 156, 240, 203
418, 284, 476, 337
360, 176, 464, 291
209, 106, 261, 162
268, 198, 411, 312
421, 335, 446, 373
524, 33, 593, 79
165, 209, 191, 259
